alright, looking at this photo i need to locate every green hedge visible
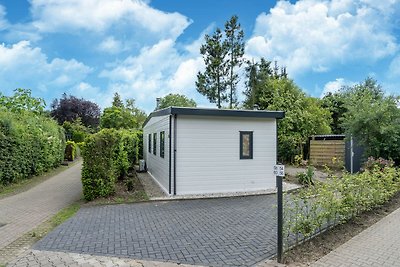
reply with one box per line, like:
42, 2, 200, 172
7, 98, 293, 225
64, 141, 81, 161
284, 165, 400, 247
0, 110, 65, 185
81, 129, 141, 200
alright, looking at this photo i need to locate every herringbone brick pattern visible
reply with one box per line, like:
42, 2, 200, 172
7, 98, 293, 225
34, 195, 277, 267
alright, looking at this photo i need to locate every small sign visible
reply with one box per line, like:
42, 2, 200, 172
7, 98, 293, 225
274, 165, 285, 176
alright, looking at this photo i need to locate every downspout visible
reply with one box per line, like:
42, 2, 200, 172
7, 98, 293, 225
173, 114, 177, 195
168, 115, 172, 195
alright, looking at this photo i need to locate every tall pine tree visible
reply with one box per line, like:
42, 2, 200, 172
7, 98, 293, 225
196, 28, 228, 108
224, 15, 244, 108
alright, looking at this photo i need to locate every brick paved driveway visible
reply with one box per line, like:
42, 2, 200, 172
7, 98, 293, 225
34, 195, 277, 266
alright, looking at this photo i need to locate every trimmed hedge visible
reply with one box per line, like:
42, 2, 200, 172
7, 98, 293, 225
81, 129, 141, 201
0, 110, 65, 185
64, 141, 81, 161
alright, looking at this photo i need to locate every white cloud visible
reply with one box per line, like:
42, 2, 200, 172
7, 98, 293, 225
246, 0, 399, 76
0, 5, 8, 30
30, 0, 191, 40
98, 36, 205, 111
168, 57, 204, 92
321, 78, 355, 96
0, 41, 92, 93
97, 36, 124, 54
389, 54, 400, 78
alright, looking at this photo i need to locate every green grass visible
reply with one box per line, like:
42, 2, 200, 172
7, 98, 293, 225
0, 159, 81, 199
49, 202, 82, 228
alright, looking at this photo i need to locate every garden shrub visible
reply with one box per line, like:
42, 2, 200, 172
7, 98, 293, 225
296, 166, 315, 186
81, 128, 141, 200
284, 165, 400, 248
64, 141, 78, 161
0, 110, 65, 185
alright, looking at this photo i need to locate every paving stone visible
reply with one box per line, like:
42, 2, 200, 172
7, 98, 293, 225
312, 206, 400, 267
33, 195, 278, 266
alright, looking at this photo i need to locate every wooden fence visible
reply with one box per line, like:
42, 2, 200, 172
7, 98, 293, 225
309, 139, 345, 166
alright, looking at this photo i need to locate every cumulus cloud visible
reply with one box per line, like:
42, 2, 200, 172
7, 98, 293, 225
389, 54, 400, 78
246, 0, 399, 76
97, 36, 125, 54
0, 41, 92, 94
30, 0, 191, 40
0, 5, 8, 30
321, 78, 355, 96
99, 37, 205, 111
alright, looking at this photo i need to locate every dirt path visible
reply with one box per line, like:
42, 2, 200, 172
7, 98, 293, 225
0, 162, 83, 254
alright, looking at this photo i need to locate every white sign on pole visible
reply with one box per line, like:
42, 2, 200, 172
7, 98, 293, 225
274, 165, 285, 176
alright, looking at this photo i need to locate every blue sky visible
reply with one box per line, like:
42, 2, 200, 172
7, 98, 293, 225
0, 0, 399, 113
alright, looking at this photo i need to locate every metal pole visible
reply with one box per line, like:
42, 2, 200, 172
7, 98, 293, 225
277, 174, 283, 263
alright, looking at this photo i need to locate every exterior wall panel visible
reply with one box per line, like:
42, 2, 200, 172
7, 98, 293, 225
175, 115, 276, 195
143, 115, 170, 193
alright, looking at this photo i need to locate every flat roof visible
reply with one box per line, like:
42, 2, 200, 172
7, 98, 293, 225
143, 106, 285, 127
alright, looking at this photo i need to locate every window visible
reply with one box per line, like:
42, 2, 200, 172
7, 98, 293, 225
148, 134, 151, 153
160, 131, 165, 158
153, 133, 157, 155
240, 131, 253, 159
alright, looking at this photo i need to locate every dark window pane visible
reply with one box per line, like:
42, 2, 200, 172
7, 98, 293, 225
160, 131, 165, 158
153, 133, 157, 155
240, 131, 253, 159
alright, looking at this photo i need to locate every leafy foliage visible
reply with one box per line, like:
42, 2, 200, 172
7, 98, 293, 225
340, 78, 400, 163
62, 118, 90, 143
100, 106, 137, 130
81, 129, 141, 201
245, 76, 331, 162
157, 93, 197, 109
321, 92, 347, 134
51, 93, 101, 129
0, 88, 46, 114
0, 110, 65, 185
64, 141, 80, 161
284, 165, 400, 248
100, 94, 147, 129
296, 166, 315, 186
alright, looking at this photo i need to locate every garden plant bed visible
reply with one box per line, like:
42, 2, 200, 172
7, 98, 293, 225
85, 171, 149, 206
282, 191, 400, 266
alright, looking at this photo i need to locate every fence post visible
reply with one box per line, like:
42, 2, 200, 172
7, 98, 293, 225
277, 174, 283, 263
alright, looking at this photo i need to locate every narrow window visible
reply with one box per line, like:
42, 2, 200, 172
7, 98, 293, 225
148, 134, 151, 153
240, 131, 253, 159
153, 132, 157, 155
160, 131, 165, 158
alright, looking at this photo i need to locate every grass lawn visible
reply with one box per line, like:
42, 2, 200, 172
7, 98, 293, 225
0, 159, 81, 200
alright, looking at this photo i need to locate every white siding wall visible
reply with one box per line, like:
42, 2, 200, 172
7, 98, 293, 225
143, 115, 171, 194
175, 115, 276, 195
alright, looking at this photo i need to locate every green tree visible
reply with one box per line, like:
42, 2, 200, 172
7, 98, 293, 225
248, 77, 331, 162
340, 78, 400, 163
100, 106, 137, 130
196, 28, 229, 108
101, 93, 147, 129
112, 92, 124, 108
157, 93, 197, 109
0, 88, 45, 114
125, 98, 147, 129
321, 92, 347, 134
224, 15, 244, 108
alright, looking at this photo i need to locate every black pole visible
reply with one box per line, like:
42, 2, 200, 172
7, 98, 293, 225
277, 174, 283, 263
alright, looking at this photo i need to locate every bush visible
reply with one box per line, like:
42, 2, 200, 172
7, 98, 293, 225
0, 110, 65, 185
64, 141, 80, 161
284, 165, 400, 247
363, 157, 394, 171
296, 166, 315, 186
81, 128, 141, 200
